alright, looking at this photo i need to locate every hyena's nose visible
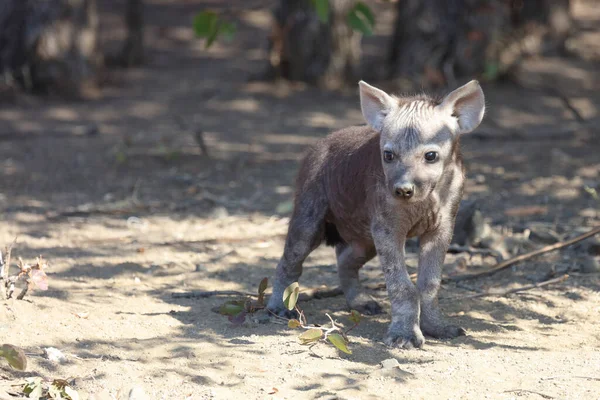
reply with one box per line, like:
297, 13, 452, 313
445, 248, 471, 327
394, 183, 414, 199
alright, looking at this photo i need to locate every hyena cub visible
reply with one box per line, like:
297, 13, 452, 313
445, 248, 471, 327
267, 80, 485, 349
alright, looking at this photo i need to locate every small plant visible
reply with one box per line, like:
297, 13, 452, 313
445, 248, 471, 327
194, 0, 375, 49
282, 282, 360, 355
584, 185, 599, 201
0, 343, 27, 371
215, 278, 269, 325
1, 241, 49, 300
22, 377, 81, 400
215, 279, 361, 355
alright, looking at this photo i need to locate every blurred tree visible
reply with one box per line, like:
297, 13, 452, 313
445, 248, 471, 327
0, 0, 100, 97
110, 0, 145, 67
265, 0, 363, 88
388, 0, 572, 87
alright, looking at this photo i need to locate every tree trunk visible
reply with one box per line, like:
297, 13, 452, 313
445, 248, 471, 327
117, 0, 144, 67
0, 0, 100, 98
266, 0, 361, 88
388, 0, 572, 88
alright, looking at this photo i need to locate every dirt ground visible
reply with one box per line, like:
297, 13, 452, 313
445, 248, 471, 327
1, 1, 600, 399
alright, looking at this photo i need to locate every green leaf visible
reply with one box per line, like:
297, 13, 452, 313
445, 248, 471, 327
282, 282, 300, 310
275, 200, 294, 214
312, 0, 330, 23
0, 344, 27, 371
218, 301, 246, 316
205, 24, 221, 48
349, 309, 361, 325
193, 11, 218, 38
354, 2, 375, 27
483, 61, 499, 81
327, 333, 352, 354
288, 319, 301, 329
219, 22, 237, 41
347, 2, 375, 36
299, 328, 323, 344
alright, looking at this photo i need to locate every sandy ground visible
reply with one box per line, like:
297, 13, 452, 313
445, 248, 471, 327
1, 1, 600, 399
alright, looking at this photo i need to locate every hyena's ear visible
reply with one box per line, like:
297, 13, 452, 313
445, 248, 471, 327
358, 81, 397, 132
437, 80, 485, 135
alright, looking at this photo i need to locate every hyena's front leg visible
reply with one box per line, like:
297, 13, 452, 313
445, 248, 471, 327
372, 221, 425, 349
417, 225, 466, 339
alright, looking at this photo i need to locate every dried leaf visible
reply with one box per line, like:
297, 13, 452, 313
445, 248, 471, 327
267, 387, 279, 395
349, 309, 361, 325
299, 328, 323, 344
73, 311, 89, 319
257, 277, 268, 305
288, 319, 301, 329
283, 282, 300, 311
228, 312, 246, 326
327, 333, 352, 354
0, 343, 27, 371
30, 269, 48, 291
504, 205, 548, 217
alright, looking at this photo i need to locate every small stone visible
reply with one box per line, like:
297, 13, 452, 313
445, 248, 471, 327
209, 206, 229, 219
580, 257, 600, 273
529, 228, 560, 244
380, 358, 400, 369
250, 310, 271, 324
44, 347, 67, 364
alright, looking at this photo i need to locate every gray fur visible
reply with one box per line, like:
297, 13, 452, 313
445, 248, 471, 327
267, 80, 485, 349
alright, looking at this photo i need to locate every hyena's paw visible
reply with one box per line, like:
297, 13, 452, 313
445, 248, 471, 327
421, 321, 466, 339
383, 325, 425, 349
265, 305, 299, 320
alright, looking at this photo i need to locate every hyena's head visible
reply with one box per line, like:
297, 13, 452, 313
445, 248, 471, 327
358, 80, 485, 203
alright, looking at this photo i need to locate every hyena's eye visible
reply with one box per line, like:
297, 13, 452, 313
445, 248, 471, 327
383, 150, 395, 163
424, 151, 438, 162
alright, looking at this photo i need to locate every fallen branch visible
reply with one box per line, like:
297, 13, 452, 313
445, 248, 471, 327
447, 244, 504, 263
0, 239, 16, 300
503, 389, 555, 399
446, 226, 600, 282
171, 290, 255, 299
444, 274, 568, 301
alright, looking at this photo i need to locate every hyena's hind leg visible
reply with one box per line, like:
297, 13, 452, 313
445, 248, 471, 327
336, 243, 383, 315
267, 189, 328, 318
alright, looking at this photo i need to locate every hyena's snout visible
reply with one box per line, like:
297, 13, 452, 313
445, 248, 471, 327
393, 181, 415, 200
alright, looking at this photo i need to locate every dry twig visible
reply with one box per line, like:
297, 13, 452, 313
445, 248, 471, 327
446, 226, 600, 282
171, 290, 255, 299
503, 389, 555, 399
444, 274, 569, 301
